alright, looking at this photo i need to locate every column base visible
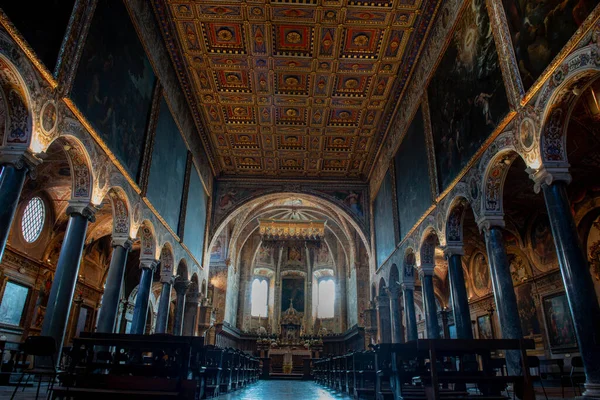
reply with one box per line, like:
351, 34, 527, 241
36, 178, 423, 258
578, 383, 600, 399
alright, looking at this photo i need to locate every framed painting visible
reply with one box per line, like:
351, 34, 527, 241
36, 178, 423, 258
542, 292, 578, 352
529, 213, 558, 272
477, 314, 494, 339
428, 0, 509, 191
281, 277, 305, 313
470, 252, 491, 297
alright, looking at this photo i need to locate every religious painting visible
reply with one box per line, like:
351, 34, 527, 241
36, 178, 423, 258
71, 0, 156, 180
393, 106, 433, 239
374, 169, 396, 267
586, 215, 600, 283
529, 214, 558, 272
213, 185, 264, 224
256, 245, 272, 265
502, 0, 600, 91
542, 292, 578, 351
319, 189, 365, 220
508, 251, 531, 285
428, 0, 510, 191
281, 277, 305, 313
183, 167, 208, 263
471, 252, 491, 296
210, 230, 227, 263
2, 1, 76, 71
316, 245, 331, 265
515, 283, 542, 336
146, 98, 188, 232
477, 314, 494, 339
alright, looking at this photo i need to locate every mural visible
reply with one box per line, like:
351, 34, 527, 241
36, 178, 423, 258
2, 1, 76, 70
586, 215, 600, 282
71, 0, 156, 180
319, 189, 365, 219
508, 252, 531, 285
542, 292, 578, 351
184, 167, 208, 263
428, 0, 509, 191
471, 252, 491, 296
146, 98, 188, 232
393, 107, 432, 239
256, 245, 272, 265
502, 0, 600, 91
515, 283, 541, 336
529, 214, 558, 271
281, 277, 305, 313
477, 314, 494, 339
374, 170, 396, 267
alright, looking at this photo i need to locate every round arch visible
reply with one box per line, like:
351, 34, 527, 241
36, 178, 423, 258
0, 53, 34, 148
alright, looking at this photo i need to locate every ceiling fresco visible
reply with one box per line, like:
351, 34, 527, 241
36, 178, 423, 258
153, 0, 440, 179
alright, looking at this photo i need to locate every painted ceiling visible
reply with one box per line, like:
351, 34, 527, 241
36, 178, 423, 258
154, 0, 439, 180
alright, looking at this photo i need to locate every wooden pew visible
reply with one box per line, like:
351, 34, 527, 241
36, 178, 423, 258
202, 345, 224, 398
353, 350, 376, 399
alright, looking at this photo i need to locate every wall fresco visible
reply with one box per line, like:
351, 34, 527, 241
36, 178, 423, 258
374, 169, 396, 267
184, 167, 208, 264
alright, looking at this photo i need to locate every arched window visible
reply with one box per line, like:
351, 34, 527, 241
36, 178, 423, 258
317, 279, 335, 318
21, 197, 45, 243
251, 278, 268, 317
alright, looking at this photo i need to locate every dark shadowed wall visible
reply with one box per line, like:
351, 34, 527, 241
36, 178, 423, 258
374, 169, 395, 267
184, 166, 208, 263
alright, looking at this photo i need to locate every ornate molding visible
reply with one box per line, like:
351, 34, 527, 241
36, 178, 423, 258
0, 148, 42, 178
112, 237, 133, 250
139, 259, 159, 271
66, 201, 98, 222
528, 165, 572, 194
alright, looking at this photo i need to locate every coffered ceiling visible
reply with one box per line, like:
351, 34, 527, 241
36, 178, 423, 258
153, 0, 439, 180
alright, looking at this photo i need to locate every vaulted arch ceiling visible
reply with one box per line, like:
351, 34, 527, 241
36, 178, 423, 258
153, 0, 441, 179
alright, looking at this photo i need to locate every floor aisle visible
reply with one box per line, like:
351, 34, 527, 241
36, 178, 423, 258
214, 380, 354, 400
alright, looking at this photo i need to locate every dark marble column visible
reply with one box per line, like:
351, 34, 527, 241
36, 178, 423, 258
419, 266, 440, 339
482, 223, 523, 375
130, 259, 158, 335
173, 279, 189, 336
41, 203, 96, 358
376, 295, 392, 343
387, 286, 404, 343
541, 179, 600, 395
0, 152, 40, 260
96, 238, 132, 333
154, 280, 172, 334
402, 281, 418, 342
444, 247, 473, 339
183, 294, 199, 336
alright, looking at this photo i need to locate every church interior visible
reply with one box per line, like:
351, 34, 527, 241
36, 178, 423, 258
0, 0, 599, 399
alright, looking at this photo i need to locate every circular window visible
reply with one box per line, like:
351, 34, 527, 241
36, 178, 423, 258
21, 197, 45, 243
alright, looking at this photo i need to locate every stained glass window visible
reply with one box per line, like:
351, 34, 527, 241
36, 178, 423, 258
21, 197, 45, 243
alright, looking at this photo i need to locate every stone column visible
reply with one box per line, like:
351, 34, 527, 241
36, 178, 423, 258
536, 172, 600, 395
444, 247, 473, 339
96, 237, 132, 333
480, 219, 522, 375
376, 294, 392, 343
418, 265, 440, 339
387, 285, 404, 343
41, 202, 96, 358
154, 279, 173, 334
183, 290, 200, 336
173, 279, 189, 336
402, 280, 419, 342
130, 259, 158, 334
0, 151, 40, 260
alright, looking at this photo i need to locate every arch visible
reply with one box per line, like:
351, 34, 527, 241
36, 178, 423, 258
136, 220, 158, 260
47, 135, 95, 201
176, 258, 189, 281
201, 279, 207, 296
403, 248, 416, 280
378, 277, 387, 296
389, 264, 400, 288
103, 186, 132, 239
207, 192, 372, 268
535, 44, 600, 169
480, 148, 523, 220
371, 283, 377, 301
419, 228, 439, 268
0, 53, 34, 147
445, 196, 471, 245
159, 242, 175, 282
187, 274, 200, 300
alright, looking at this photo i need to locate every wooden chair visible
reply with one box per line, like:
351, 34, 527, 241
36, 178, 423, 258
11, 336, 58, 400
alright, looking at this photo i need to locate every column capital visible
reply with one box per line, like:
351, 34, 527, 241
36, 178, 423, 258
174, 279, 191, 294
417, 264, 435, 277
112, 236, 133, 249
386, 285, 402, 299
139, 258, 159, 271
527, 165, 571, 194
0, 148, 42, 178
476, 215, 505, 234
402, 280, 415, 291
66, 201, 98, 222
376, 295, 390, 308
443, 245, 464, 258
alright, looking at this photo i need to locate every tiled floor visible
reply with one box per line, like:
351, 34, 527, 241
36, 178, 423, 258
215, 380, 354, 399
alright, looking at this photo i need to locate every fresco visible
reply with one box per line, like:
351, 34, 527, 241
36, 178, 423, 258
71, 0, 156, 180
2, 1, 76, 71
428, 0, 509, 191
281, 277, 305, 313
184, 167, 208, 264
586, 216, 600, 284
393, 107, 432, 239
146, 98, 188, 232
471, 252, 491, 296
529, 213, 558, 272
502, 0, 600, 91
374, 170, 396, 267
319, 189, 365, 219
542, 292, 578, 351
515, 283, 541, 336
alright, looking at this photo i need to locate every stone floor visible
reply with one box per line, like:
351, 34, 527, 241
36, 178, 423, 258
214, 380, 354, 399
